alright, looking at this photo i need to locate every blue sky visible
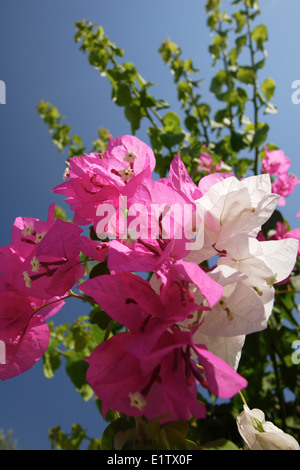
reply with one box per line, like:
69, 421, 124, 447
0, 0, 300, 450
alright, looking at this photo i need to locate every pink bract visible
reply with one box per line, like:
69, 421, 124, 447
271, 172, 300, 206
85, 324, 247, 422
262, 146, 291, 175
0, 206, 85, 299
0, 280, 64, 380
53, 135, 156, 226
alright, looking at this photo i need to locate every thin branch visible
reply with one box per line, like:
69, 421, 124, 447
245, 5, 259, 175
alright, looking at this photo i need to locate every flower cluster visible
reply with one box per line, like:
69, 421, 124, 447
0, 135, 298, 424
0, 204, 84, 379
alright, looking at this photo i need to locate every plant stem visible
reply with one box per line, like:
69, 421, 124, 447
269, 348, 287, 431
245, 5, 259, 175
239, 391, 248, 406
68, 289, 95, 304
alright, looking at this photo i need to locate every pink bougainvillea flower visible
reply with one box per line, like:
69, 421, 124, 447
0, 279, 64, 380
102, 176, 195, 265
53, 135, 156, 226
268, 221, 300, 257
85, 324, 247, 422
260, 147, 300, 206
164, 153, 233, 204
197, 150, 231, 175
76, 235, 109, 263
79, 270, 209, 328
8, 203, 56, 259
262, 146, 291, 175
0, 207, 85, 300
198, 151, 216, 173
271, 171, 300, 206
163, 153, 202, 205
197, 171, 234, 196
103, 134, 156, 184
107, 238, 223, 308
100, 175, 224, 308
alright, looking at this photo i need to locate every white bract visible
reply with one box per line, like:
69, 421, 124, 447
182, 175, 299, 369
187, 174, 280, 264
236, 405, 300, 450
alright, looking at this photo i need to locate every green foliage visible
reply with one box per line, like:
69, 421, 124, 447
0, 429, 17, 450
49, 424, 101, 450
37, 0, 300, 450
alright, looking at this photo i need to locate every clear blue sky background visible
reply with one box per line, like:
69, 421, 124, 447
0, 0, 300, 450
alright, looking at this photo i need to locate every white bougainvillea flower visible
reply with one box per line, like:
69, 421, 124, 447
218, 235, 299, 289
180, 233, 298, 369
190, 331, 245, 371
236, 405, 300, 450
187, 174, 280, 263
187, 264, 272, 337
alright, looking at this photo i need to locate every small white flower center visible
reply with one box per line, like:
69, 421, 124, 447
35, 232, 46, 243
23, 271, 32, 288
129, 392, 147, 411
31, 256, 41, 273
124, 151, 138, 164
63, 167, 70, 180
22, 225, 34, 237
119, 167, 135, 182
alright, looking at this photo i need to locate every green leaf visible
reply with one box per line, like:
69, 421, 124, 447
290, 273, 300, 293
205, 0, 221, 12
250, 123, 269, 150
101, 417, 136, 450
233, 11, 246, 33
261, 78, 276, 101
65, 355, 87, 387
90, 309, 112, 330
66, 355, 93, 401
114, 83, 132, 106
124, 105, 143, 134
90, 323, 106, 345
160, 131, 185, 149
43, 349, 61, 379
48, 424, 87, 450
89, 261, 109, 279
236, 66, 256, 85
162, 111, 181, 133
251, 24, 268, 50
90, 309, 112, 345
184, 115, 199, 133
155, 99, 170, 110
